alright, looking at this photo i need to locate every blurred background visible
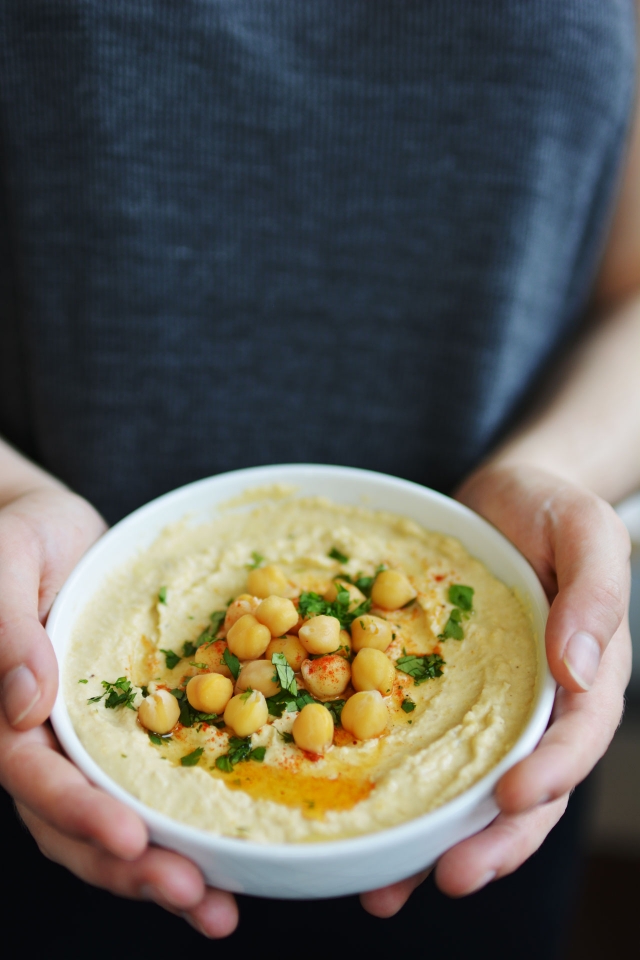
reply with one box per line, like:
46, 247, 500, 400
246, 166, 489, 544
566, 491, 640, 957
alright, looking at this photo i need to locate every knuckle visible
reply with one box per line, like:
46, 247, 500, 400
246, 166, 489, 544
589, 576, 627, 625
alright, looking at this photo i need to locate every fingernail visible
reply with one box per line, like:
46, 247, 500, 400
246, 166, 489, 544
465, 870, 496, 895
562, 632, 601, 690
1, 664, 41, 725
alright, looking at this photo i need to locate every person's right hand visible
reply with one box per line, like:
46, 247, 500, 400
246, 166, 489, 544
0, 485, 239, 938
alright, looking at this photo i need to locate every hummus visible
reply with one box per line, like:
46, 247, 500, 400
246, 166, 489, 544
65, 494, 538, 843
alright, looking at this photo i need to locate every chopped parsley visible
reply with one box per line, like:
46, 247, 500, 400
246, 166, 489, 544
401, 698, 416, 713
78, 678, 88, 684
239, 688, 254, 701
182, 608, 229, 658
395, 653, 445, 685
223, 647, 241, 681
181, 747, 204, 767
438, 608, 464, 640
271, 652, 298, 696
448, 584, 474, 611
277, 730, 295, 743
158, 586, 167, 605
324, 699, 346, 726
87, 677, 137, 710
160, 649, 181, 670
215, 736, 266, 771
189, 662, 208, 669
266, 687, 315, 717
438, 584, 474, 640
328, 546, 349, 564
339, 565, 386, 597
298, 585, 372, 630
247, 551, 265, 569
148, 732, 164, 745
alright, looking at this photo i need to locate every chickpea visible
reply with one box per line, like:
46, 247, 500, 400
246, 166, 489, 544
224, 689, 269, 737
186, 673, 233, 714
341, 691, 388, 740
255, 595, 299, 636
301, 655, 351, 699
226, 613, 271, 659
371, 569, 417, 610
350, 614, 393, 652
351, 648, 395, 695
223, 594, 260, 633
138, 689, 180, 734
324, 579, 366, 610
266, 634, 307, 671
247, 564, 290, 599
337, 629, 352, 659
292, 703, 334, 754
196, 639, 233, 678
235, 659, 281, 698
298, 614, 341, 655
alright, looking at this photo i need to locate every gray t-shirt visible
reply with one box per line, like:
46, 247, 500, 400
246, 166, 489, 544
0, 0, 635, 522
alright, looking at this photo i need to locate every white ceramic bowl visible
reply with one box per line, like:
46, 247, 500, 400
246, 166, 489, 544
49, 464, 554, 899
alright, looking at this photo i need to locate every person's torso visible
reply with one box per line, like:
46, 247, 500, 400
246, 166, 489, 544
0, 0, 635, 521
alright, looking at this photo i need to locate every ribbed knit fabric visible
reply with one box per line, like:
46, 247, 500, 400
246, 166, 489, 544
0, 0, 635, 527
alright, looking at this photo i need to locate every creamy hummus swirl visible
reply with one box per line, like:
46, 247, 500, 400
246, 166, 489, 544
65, 495, 538, 843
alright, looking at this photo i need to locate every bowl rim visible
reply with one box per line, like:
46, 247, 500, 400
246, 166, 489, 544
49, 463, 555, 860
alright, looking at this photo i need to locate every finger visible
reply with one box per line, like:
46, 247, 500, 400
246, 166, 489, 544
496, 623, 629, 813
3, 722, 147, 859
435, 796, 568, 897
183, 888, 239, 939
20, 804, 206, 911
545, 493, 630, 691
0, 512, 59, 728
360, 868, 432, 918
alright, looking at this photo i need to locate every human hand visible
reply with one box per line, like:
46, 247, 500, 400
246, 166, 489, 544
361, 464, 631, 917
0, 486, 239, 938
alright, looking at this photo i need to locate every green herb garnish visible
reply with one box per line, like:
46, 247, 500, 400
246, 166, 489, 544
239, 688, 254, 701
271, 652, 298, 696
189, 662, 208, 669
395, 654, 445, 685
158, 586, 167, 605
324, 699, 346, 726
215, 736, 266, 771
277, 730, 295, 743
78, 678, 88, 684
247, 551, 265, 569
401, 698, 416, 713
181, 747, 204, 767
328, 546, 349, 564
223, 647, 241, 681
297, 586, 372, 630
148, 732, 164, 745
448, 584, 474, 611
88, 677, 137, 710
215, 755, 234, 773
160, 648, 181, 670
438, 608, 464, 641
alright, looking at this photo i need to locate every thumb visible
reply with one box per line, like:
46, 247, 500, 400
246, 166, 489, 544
546, 495, 631, 692
0, 514, 59, 729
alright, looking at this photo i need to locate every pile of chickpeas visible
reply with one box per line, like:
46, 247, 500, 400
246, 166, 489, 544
138, 563, 417, 757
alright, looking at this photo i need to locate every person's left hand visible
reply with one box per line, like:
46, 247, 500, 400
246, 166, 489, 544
360, 463, 632, 917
